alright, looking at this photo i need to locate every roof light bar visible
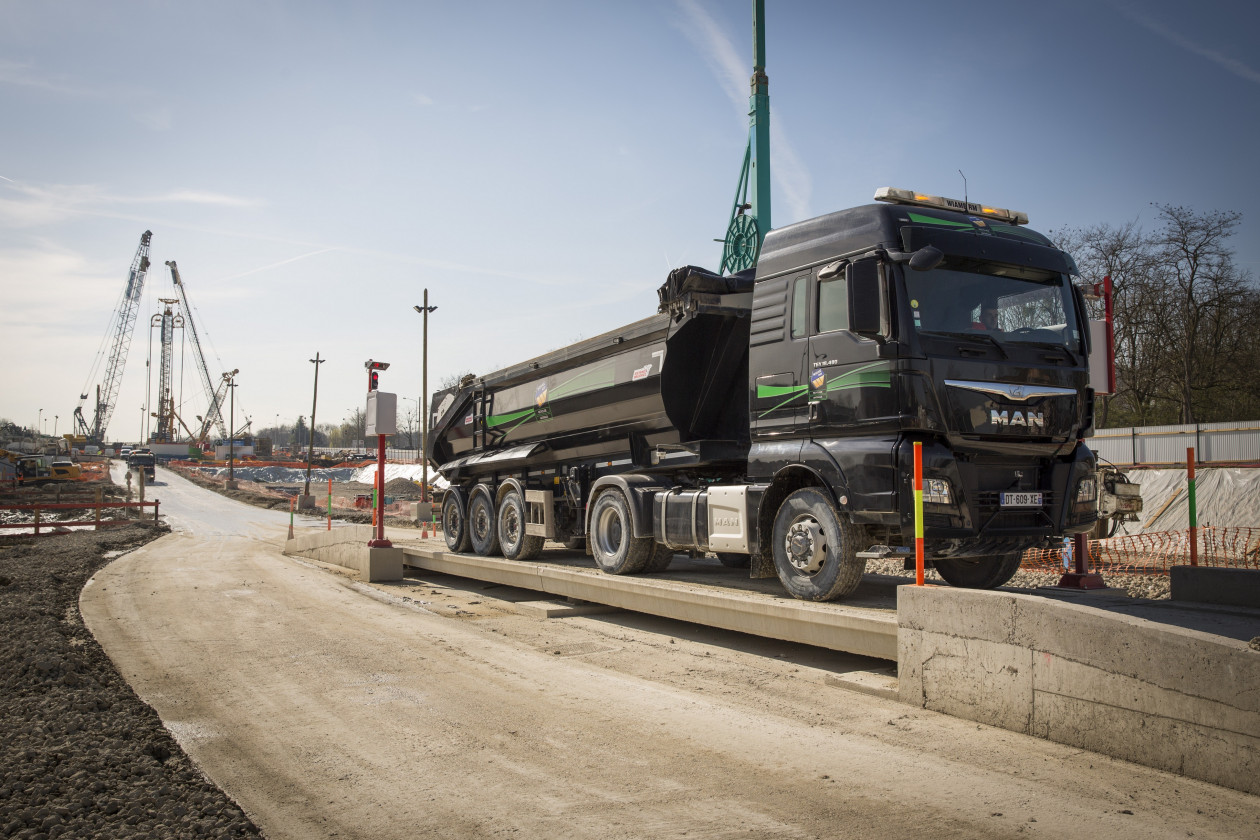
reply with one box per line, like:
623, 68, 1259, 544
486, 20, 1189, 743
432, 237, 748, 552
874, 187, 1029, 225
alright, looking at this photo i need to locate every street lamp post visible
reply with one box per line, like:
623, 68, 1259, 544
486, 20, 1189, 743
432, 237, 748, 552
54, 415, 58, 437
413, 291, 437, 504
225, 373, 238, 489
301, 352, 324, 509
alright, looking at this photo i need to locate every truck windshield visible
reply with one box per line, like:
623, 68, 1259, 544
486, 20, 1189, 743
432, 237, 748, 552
904, 263, 1081, 352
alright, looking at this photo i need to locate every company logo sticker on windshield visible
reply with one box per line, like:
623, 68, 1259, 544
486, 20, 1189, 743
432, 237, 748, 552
632, 364, 652, 382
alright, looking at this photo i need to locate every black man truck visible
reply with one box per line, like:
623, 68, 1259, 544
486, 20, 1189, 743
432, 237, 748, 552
427, 188, 1099, 601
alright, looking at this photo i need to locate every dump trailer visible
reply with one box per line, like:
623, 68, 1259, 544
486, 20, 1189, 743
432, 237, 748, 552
427, 189, 1099, 601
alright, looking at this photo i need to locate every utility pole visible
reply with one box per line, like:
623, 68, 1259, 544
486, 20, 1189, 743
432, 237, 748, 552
301, 352, 324, 509
413, 292, 437, 503
225, 373, 238, 489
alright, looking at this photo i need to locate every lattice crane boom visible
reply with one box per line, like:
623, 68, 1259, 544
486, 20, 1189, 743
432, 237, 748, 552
166, 260, 228, 441
74, 230, 153, 443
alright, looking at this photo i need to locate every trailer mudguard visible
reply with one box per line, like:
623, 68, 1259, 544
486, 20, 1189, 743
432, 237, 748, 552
588, 474, 674, 539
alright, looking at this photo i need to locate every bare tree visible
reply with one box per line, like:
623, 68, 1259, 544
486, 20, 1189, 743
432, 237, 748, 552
1151, 204, 1252, 423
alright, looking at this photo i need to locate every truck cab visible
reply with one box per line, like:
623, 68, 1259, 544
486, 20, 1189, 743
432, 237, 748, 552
745, 188, 1097, 593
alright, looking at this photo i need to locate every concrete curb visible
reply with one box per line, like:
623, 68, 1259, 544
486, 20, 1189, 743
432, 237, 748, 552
898, 586, 1260, 796
283, 525, 403, 581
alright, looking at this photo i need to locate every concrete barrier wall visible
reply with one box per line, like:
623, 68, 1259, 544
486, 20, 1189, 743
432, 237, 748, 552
283, 526, 402, 581
898, 586, 1260, 795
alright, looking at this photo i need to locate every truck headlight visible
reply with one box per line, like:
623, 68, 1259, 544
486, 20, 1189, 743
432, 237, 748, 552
923, 478, 952, 505
1075, 477, 1097, 503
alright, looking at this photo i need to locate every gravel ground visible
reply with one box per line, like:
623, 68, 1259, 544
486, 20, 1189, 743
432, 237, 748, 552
0, 523, 264, 840
863, 558, 1173, 599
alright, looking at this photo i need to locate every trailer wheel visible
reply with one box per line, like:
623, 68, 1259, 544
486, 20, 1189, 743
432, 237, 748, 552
771, 488, 865, 601
589, 490, 653, 575
468, 491, 501, 556
643, 544, 675, 573
932, 552, 1022, 589
442, 493, 472, 554
717, 552, 750, 569
498, 489, 544, 561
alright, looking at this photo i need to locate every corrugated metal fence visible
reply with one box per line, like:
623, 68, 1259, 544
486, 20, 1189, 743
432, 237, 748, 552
1089, 420, 1260, 466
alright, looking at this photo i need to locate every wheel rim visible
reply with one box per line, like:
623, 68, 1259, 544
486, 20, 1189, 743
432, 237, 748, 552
502, 502, 521, 549
784, 516, 827, 574
594, 504, 624, 558
444, 502, 461, 535
472, 501, 492, 541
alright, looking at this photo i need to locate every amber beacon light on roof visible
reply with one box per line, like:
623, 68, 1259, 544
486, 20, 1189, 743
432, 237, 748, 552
873, 186, 1030, 226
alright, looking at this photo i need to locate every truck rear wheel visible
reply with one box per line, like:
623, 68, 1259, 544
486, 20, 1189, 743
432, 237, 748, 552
497, 489, 544, 561
932, 552, 1022, 589
589, 489, 653, 575
442, 493, 471, 554
468, 491, 501, 556
771, 488, 865, 601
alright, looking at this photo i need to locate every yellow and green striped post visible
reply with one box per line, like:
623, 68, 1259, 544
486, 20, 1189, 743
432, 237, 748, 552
913, 441, 925, 585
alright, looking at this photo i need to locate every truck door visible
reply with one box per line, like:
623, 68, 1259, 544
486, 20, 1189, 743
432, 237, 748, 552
749, 272, 812, 439
805, 260, 897, 435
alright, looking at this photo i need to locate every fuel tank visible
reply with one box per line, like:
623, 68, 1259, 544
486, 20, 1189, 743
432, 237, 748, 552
428, 266, 754, 481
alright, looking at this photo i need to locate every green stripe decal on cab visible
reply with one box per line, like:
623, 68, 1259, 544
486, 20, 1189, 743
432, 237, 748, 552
907, 212, 972, 229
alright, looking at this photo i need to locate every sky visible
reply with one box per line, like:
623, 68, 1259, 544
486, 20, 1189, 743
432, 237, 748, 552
2, 0, 1258, 444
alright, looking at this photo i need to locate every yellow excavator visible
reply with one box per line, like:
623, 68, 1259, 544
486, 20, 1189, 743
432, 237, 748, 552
1, 450, 82, 484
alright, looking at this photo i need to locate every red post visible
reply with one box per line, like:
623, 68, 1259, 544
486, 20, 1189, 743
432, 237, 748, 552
913, 442, 924, 586
368, 434, 392, 547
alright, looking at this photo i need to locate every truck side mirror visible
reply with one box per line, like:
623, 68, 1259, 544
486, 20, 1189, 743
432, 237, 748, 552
848, 259, 886, 339
908, 245, 944, 272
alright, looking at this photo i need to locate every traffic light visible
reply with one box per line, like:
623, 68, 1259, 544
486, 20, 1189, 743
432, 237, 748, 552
365, 359, 389, 391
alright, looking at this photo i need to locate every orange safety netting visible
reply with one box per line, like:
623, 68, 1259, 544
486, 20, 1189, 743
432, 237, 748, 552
1020, 527, 1260, 575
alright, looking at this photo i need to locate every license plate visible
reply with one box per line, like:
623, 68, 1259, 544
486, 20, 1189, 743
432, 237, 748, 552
1000, 492, 1043, 508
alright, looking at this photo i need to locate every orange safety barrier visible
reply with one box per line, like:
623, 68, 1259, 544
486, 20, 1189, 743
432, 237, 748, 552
1020, 526, 1260, 576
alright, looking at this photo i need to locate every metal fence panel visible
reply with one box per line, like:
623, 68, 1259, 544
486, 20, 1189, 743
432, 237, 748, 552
1088, 421, 1260, 466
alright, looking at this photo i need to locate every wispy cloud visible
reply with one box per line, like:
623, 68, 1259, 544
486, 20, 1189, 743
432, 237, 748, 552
0, 182, 263, 227
218, 248, 339, 282
0, 58, 141, 99
670, 0, 812, 222
414, 92, 434, 106
1111, 2, 1260, 85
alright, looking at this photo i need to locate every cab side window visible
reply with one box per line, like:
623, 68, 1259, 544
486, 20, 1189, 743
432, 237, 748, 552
790, 275, 809, 338
817, 274, 848, 333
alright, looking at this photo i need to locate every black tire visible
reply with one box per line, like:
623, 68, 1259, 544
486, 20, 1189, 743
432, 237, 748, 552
643, 543, 675, 572
932, 552, 1023, 589
589, 489, 653, 575
442, 492, 472, 554
771, 488, 865, 601
717, 552, 750, 569
468, 491, 501, 556
497, 489, 544, 561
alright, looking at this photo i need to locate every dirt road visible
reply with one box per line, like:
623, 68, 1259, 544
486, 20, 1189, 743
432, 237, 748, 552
81, 467, 1260, 839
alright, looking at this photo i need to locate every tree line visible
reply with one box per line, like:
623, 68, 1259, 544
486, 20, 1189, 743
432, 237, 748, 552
1054, 204, 1258, 428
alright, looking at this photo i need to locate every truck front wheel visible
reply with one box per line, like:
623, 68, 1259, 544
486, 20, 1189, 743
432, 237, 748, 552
468, 491, 501, 556
932, 553, 1022, 589
497, 489, 544, 561
589, 490, 653, 575
442, 492, 472, 554
771, 488, 865, 601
